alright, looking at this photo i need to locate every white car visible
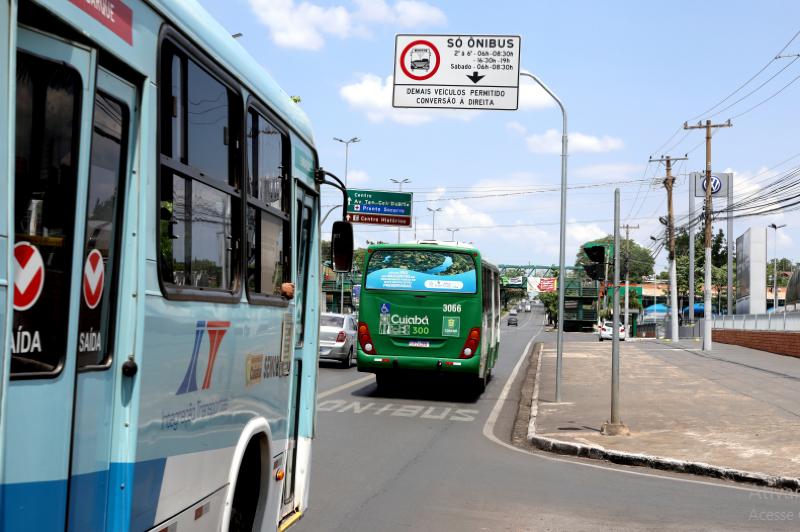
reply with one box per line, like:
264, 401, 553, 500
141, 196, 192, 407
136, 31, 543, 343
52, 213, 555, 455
319, 313, 357, 367
598, 321, 626, 341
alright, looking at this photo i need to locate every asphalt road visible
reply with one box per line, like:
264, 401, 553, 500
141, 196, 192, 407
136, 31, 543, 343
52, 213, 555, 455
300, 305, 800, 531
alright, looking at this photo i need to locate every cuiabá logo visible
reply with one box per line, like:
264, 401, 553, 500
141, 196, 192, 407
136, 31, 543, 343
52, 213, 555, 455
390, 314, 429, 325
176, 320, 231, 395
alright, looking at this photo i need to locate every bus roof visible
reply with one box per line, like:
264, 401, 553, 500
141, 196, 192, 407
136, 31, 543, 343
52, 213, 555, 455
366, 241, 499, 272
149, 0, 315, 146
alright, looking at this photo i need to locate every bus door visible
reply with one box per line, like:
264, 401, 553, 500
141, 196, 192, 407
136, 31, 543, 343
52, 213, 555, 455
282, 186, 316, 516
3, 28, 137, 531
66, 68, 137, 532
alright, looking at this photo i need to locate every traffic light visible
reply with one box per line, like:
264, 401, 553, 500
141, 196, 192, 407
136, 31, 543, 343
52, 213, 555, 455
584, 263, 604, 280
582, 244, 607, 281
584, 245, 606, 264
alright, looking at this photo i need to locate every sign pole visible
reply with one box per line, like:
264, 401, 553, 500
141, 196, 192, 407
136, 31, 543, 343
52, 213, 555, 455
689, 176, 695, 324
601, 189, 630, 436
520, 72, 567, 402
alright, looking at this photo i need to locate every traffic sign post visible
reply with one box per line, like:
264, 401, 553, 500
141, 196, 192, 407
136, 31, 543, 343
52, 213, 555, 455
346, 189, 413, 227
393, 34, 521, 110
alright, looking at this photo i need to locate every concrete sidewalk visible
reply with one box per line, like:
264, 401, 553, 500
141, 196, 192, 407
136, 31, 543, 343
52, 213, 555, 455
528, 333, 800, 486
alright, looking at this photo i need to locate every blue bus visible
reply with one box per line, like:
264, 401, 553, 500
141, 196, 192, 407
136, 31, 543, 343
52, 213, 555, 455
0, 1, 351, 530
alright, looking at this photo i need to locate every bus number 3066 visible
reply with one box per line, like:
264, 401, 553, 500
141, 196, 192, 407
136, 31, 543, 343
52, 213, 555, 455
443, 304, 461, 313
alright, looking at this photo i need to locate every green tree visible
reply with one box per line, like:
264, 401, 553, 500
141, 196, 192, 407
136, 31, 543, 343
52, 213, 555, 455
575, 235, 654, 282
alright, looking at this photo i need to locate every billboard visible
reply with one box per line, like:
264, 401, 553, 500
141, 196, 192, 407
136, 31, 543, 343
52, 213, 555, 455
735, 227, 767, 315
528, 276, 557, 293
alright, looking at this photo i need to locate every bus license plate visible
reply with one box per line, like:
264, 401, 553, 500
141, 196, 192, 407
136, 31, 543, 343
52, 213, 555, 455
408, 340, 430, 348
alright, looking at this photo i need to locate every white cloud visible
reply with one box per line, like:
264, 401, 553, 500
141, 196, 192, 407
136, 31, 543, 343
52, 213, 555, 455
339, 74, 477, 125
347, 169, 370, 184
249, 0, 446, 50
518, 78, 556, 110
248, 0, 351, 51
507, 124, 624, 154
524, 129, 624, 154
506, 121, 527, 135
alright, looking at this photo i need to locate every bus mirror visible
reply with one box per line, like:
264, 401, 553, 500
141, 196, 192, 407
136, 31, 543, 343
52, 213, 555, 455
331, 221, 354, 273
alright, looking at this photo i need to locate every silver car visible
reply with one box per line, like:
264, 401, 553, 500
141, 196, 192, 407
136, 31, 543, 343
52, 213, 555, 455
319, 313, 357, 367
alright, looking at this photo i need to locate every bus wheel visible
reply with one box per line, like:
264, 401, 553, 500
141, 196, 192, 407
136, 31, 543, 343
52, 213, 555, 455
229, 437, 262, 532
375, 373, 393, 392
474, 372, 487, 395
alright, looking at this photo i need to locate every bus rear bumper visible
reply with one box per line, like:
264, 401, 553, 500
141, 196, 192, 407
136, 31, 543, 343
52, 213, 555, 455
356, 349, 481, 374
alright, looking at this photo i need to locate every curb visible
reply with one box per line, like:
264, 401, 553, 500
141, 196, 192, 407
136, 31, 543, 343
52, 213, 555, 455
525, 343, 800, 491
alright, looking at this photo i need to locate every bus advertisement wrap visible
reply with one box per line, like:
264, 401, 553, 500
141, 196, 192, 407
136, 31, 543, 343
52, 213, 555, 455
366, 268, 476, 293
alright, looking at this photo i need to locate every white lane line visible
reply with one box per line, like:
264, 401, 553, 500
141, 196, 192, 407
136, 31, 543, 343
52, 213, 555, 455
481, 321, 779, 494
318, 375, 374, 400
482, 325, 542, 446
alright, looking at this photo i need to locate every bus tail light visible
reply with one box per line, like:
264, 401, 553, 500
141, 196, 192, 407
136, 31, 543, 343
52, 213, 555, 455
358, 322, 376, 354
460, 328, 481, 359
335, 331, 346, 343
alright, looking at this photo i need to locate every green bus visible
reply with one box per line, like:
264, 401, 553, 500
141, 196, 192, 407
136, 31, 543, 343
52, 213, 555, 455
356, 242, 501, 392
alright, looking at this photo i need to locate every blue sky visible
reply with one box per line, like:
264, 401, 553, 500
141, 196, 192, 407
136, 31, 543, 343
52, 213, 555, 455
199, 0, 800, 271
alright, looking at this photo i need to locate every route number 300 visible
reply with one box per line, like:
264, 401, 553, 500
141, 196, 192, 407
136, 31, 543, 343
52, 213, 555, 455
442, 304, 461, 313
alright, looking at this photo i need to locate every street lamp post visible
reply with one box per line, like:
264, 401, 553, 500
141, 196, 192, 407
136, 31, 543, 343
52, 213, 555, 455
769, 223, 787, 311
446, 227, 459, 241
427, 207, 442, 240
390, 178, 411, 243
333, 136, 360, 186
333, 136, 360, 313
520, 71, 568, 403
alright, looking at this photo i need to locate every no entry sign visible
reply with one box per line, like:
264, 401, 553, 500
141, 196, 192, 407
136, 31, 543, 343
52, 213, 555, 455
393, 34, 521, 110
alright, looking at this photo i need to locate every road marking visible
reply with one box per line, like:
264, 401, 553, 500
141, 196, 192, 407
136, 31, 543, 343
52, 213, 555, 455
318, 399, 479, 422
481, 315, 781, 494
317, 375, 374, 400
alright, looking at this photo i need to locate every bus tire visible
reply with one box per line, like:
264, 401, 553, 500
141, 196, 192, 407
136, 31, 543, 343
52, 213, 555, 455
229, 436, 264, 532
375, 373, 393, 392
474, 372, 487, 395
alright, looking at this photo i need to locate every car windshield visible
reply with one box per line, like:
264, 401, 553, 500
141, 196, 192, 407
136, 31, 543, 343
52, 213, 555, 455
321, 315, 344, 327
365, 249, 477, 293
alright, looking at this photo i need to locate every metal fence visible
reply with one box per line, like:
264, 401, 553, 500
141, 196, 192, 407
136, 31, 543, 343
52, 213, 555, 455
711, 312, 800, 332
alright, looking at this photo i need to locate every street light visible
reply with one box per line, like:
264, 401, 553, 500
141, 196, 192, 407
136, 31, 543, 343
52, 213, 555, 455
427, 207, 442, 240
333, 136, 360, 186
446, 227, 459, 241
390, 178, 411, 243
333, 136, 360, 313
769, 223, 787, 311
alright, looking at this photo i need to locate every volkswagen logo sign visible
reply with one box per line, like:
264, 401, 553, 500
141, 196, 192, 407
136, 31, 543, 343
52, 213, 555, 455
701, 174, 722, 194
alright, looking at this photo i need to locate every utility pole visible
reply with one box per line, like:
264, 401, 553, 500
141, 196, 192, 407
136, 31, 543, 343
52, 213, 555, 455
650, 155, 687, 342
602, 189, 629, 436
688, 180, 695, 324
621, 223, 639, 335
684, 119, 732, 352
390, 178, 411, 243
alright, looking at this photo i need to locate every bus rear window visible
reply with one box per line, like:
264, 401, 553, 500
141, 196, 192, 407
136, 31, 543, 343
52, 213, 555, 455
365, 250, 477, 293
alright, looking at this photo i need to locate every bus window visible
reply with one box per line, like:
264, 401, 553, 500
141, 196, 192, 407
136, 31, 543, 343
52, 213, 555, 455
12, 52, 82, 376
245, 110, 289, 300
76, 92, 129, 369
365, 249, 477, 294
295, 191, 314, 346
158, 44, 240, 293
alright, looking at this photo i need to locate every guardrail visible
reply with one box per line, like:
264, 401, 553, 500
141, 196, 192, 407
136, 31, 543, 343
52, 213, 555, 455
712, 313, 800, 332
